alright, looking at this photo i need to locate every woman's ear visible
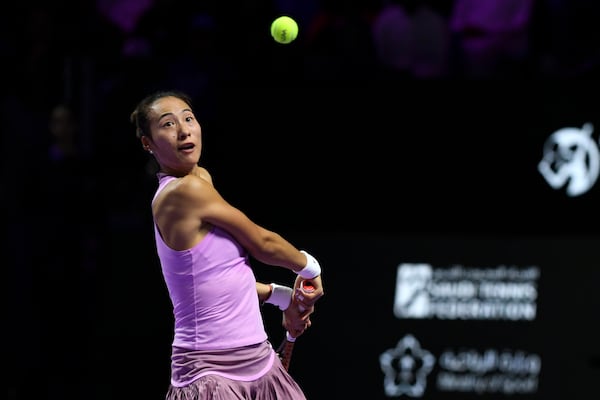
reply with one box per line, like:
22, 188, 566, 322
141, 136, 153, 154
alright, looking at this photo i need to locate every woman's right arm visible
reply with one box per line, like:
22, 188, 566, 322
172, 173, 324, 306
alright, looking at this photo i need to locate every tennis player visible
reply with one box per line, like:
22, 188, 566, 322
130, 90, 324, 399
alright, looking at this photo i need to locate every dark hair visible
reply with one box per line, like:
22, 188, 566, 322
130, 90, 194, 139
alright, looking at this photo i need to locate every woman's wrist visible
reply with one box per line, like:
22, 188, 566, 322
265, 283, 293, 311
297, 250, 321, 279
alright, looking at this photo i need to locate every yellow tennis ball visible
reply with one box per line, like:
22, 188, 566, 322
270, 16, 298, 44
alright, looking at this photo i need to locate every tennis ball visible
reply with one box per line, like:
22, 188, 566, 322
270, 16, 298, 44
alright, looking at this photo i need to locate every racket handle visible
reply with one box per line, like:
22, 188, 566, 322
280, 331, 296, 371
300, 280, 316, 293
297, 280, 316, 312
279, 280, 316, 371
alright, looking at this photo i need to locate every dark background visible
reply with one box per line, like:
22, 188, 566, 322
4, 1, 600, 399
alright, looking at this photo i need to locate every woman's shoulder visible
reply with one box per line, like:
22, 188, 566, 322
194, 166, 213, 185
172, 173, 211, 196
154, 173, 202, 202
154, 168, 216, 209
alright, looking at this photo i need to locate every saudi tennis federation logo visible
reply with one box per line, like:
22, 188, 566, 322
538, 123, 600, 197
380, 334, 435, 397
394, 264, 432, 318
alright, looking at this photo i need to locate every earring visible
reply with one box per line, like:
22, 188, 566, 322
149, 150, 154, 155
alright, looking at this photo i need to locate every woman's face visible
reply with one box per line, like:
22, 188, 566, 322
144, 96, 202, 174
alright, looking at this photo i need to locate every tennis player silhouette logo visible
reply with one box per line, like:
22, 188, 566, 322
380, 334, 436, 398
394, 264, 432, 319
538, 123, 600, 197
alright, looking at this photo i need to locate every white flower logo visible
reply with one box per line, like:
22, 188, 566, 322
380, 334, 436, 397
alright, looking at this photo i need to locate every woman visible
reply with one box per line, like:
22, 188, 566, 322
130, 90, 324, 399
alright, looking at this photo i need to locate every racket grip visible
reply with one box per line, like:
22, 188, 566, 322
280, 281, 315, 371
280, 335, 295, 371
301, 280, 316, 292
297, 280, 316, 312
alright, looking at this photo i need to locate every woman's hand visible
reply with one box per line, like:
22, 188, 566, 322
283, 296, 314, 338
293, 275, 324, 312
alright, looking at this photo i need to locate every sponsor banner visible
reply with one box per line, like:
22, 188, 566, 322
394, 263, 540, 321
271, 235, 600, 400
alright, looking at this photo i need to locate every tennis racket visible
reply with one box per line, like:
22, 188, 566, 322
277, 279, 315, 371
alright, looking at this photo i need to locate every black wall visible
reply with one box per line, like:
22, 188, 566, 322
6, 76, 600, 399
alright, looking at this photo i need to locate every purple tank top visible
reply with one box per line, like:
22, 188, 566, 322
152, 174, 267, 351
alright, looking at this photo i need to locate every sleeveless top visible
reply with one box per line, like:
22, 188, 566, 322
152, 173, 273, 386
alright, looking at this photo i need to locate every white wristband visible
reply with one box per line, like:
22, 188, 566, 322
298, 250, 321, 279
265, 283, 293, 311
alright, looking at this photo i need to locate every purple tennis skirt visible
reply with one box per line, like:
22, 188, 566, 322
165, 340, 307, 400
